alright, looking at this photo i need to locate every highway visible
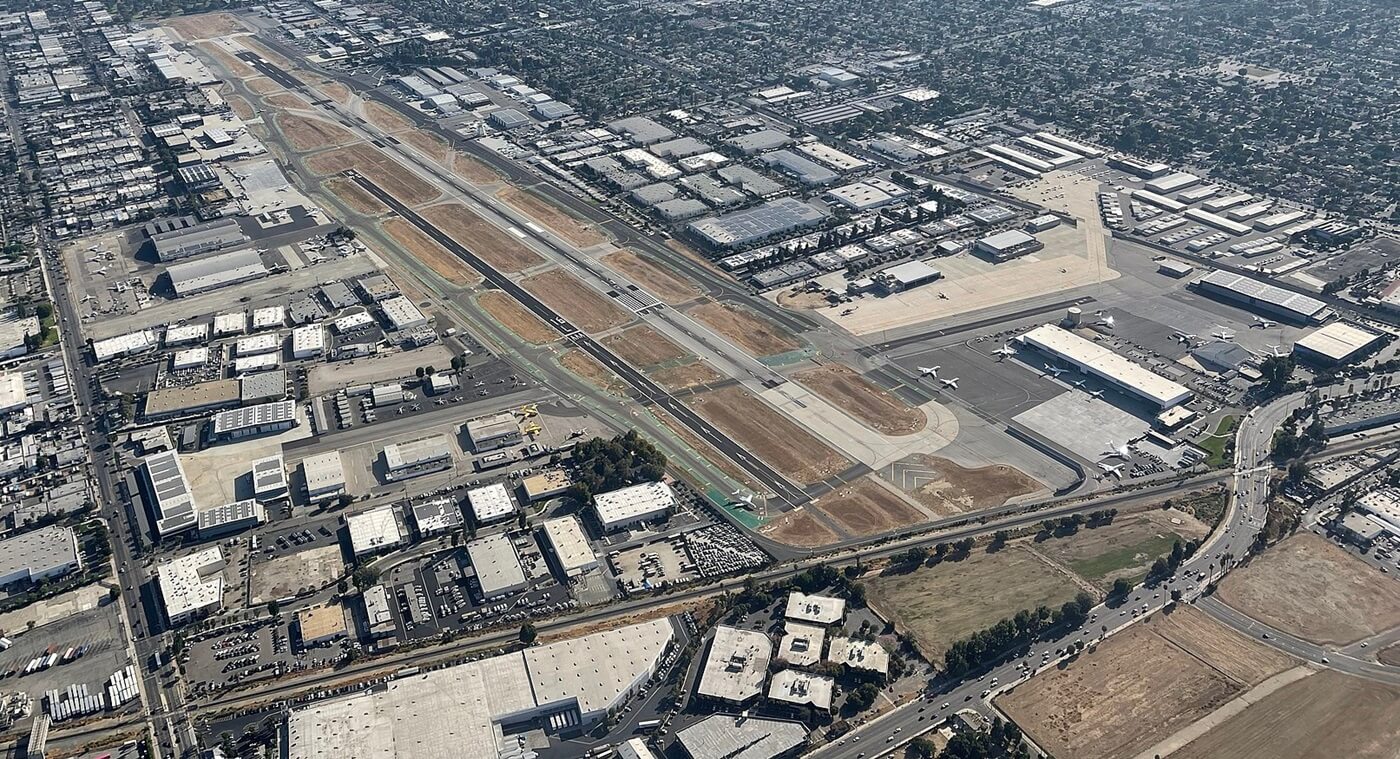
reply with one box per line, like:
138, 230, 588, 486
813, 389, 1312, 759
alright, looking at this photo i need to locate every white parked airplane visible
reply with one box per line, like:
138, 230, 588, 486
1098, 314, 1116, 329
939, 377, 960, 390
1070, 378, 1087, 388
1251, 317, 1277, 329
992, 344, 1015, 360
918, 366, 941, 377
1044, 364, 1069, 377
1101, 441, 1131, 459
1098, 462, 1125, 479
1172, 332, 1198, 345
1088, 389, 1105, 399
1212, 327, 1236, 341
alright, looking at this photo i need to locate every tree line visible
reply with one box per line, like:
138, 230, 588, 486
943, 593, 1093, 677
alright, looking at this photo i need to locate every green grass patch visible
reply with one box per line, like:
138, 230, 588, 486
1068, 533, 1182, 585
1200, 415, 1238, 468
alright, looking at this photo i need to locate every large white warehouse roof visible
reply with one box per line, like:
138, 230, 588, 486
1020, 324, 1192, 408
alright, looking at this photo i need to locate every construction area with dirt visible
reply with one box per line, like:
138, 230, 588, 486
867, 544, 1085, 660
684, 385, 849, 486
688, 300, 802, 358
1216, 533, 1400, 646
602, 248, 702, 305
382, 218, 480, 286
812, 476, 927, 537
999, 606, 1295, 759
761, 508, 841, 548
1030, 508, 1209, 591
888, 454, 1043, 517
499, 187, 607, 247
521, 268, 632, 333
420, 202, 544, 273
477, 290, 558, 345
794, 363, 926, 435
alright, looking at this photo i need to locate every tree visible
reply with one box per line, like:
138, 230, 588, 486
352, 565, 380, 590
909, 737, 937, 758
519, 622, 537, 645
1111, 578, 1132, 598
991, 530, 1010, 547
844, 682, 880, 712
1259, 355, 1295, 392
267, 600, 280, 617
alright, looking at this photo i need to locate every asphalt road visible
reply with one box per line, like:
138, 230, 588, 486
814, 390, 1310, 759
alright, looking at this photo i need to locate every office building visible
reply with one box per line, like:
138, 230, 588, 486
302, 451, 346, 504
784, 592, 846, 625
466, 533, 527, 599
196, 499, 267, 538
696, 625, 771, 704
141, 450, 198, 537
210, 400, 298, 440
291, 325, 325, 359
540, 516, 598, 577
467, 483, 517, 524
380, 296, 428, 331
411, 498, 464, 537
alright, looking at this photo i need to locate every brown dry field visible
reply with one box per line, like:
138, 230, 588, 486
685, 385, 849, 486
398, 130, 449, 162
1000, 606, 1294, 759
365, 102, 413, 132
322, 82, 351, 104
382, 218, 479, 286
600, 325, 686, 368
227, 94, 254, 120
1032, 508, 1208, 590
761, 509, 840, 549
689, 301, 801, 357
498, 187, 607, 248
194, 41, 255, 77
795, 363, 926, 436
896, 454, 1043, 517
165, 11, 247, 39
276, 113, 356, 151
649, 361, 724, 392
602, 249, 702, 305
305, 145, 441, 206
1380, 642, 1400, 667
520, 268, 632, 333
451, 152, 500, 184
867, 545, 1084, 659
559, 349, 627, 396
1217, 532, 1400, 646
649, 406, 762, 493
777, 290, 831, 310
1171, 670, 1400, 759
814, 476, 927, 537
476, 291, 558, 345
323, 177, 388, 216
420, 203, 543, 273
245, 77, 282, 95
263, 92, 306, 109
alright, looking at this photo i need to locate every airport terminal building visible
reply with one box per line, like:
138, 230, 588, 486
1019, 324, 1192, 409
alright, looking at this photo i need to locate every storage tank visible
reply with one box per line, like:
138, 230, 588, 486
1065, 306, 1084, 327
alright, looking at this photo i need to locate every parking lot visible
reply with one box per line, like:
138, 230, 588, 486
184, 617, 346, 697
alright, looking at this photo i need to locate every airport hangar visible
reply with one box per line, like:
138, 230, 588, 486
1018, 324, 1193, 410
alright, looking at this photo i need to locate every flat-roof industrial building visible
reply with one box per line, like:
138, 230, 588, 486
776, 622, 825, 667
768, 669, 833, 712
346, 506, 406, 557
676, 714, 807, 759
150, 217, 246, 262
974, 229, 1044, 262
1195, 270, 1334, 324
696, 625, 772, 704
165, 248, 268, 297
251, 455, 289, 502
540, 516, 598, 577
593, 481, 676, 532
382, 434, 454, 482
466, 533, 527, 599
687, 198, 828, 250
156, 546, 225, 625
284, 618, 675, 757
196, 499, 267, 538
301, 451, 346, 503
380, 296, 428, 331
0, 525, 82, 587
210, 400, 298, 440
465, 412, 521, 452
1019, 324, 1193, 409
467, 482, 517, 524
1293, 322, 1385, 366
827, 636, 890, 674
141, 450, 198, 537
410, 498, 464, 537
